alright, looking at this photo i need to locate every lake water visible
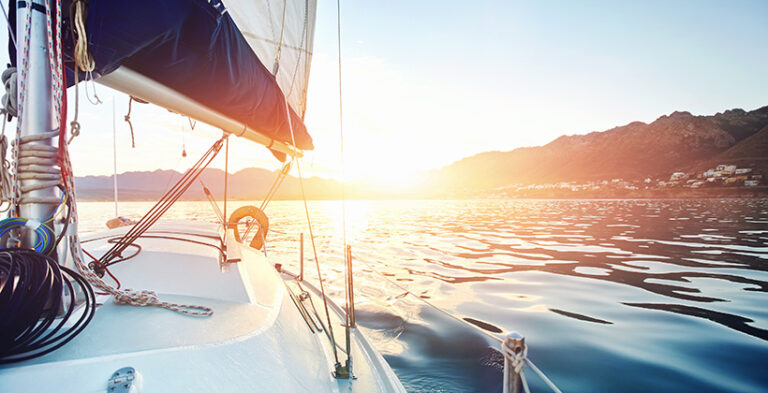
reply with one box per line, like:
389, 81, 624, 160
78, 199, 768, 393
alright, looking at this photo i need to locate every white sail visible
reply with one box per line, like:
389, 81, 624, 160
223, 0, 317, 119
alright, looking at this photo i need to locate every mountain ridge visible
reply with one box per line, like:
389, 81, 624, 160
75, 105, 768, 199
435, 105, 768, 191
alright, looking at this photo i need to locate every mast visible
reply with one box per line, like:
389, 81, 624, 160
17, 0, 59, 246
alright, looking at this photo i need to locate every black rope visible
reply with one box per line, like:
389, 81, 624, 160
99, 137, 226, 265
88, 239, 141, 277
80, 230, 221, 244
0, 248, 96, 364
117, 235, 224, 254
52, 185, 71, 251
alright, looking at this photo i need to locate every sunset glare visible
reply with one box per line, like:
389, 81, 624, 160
2, 1, 765, 183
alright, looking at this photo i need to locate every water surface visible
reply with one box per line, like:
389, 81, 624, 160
79, 199, 768, 393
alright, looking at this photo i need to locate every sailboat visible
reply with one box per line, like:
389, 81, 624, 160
0, 0, 408, 391
0, 1, 560, 391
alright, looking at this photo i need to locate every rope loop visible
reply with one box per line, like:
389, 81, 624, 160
113, 289, 159, 307
160, 302, 214, 317
112, 288, 213, 317
501, 340, 528, 375
68, 120, 81, 144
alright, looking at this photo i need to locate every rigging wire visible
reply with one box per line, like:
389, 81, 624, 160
283, 96, 341, 365
0, 0, 16, 49
241, 162, 291, 241
98, 136, 226, 266
292, 155, 340, 366
81, 248, 121, 291
336, 0, 347, 253
335, 0, 354, 375
223, 135, 229, 233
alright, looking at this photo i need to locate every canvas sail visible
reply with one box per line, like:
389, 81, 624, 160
15, 0, 318, 157
223, 0, 317, 120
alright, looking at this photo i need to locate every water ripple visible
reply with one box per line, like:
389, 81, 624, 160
78, 198, 768, 392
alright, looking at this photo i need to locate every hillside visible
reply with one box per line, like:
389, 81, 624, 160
76, 167, 343, 201
717, 124, 768, 161
76, 105, 768, 200
436, 106, 768, 191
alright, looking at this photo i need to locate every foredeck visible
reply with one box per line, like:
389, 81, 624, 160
0, 221, 405, 393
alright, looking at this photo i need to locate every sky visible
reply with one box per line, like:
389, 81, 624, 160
1, 0, 767, 182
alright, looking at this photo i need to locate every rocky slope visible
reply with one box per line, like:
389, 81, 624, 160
76, 105, 768, 199
436, 106, 768, 191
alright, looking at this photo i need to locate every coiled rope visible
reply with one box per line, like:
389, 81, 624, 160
30, 0, 210, 318
10, 0, 34, 215
17, 131, 61, 205
70, 0, 93, 73
0, 248, 96, 364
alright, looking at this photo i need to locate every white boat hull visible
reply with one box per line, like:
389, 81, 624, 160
0, 221, 405, 393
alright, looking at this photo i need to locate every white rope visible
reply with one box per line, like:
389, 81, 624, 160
0, 125, 11, 212
0, 66, 15, 211
525, 358, 563, 393
501, 340, 531, 393
338, 253, 564, 392
72, 0, 94, 73
501, 337, 564, 393
17, 131, 61, 204
71, 0, 101, 106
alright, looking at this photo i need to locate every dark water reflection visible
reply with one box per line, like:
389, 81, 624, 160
266, 199, 768, 393
82, 199, 768, 392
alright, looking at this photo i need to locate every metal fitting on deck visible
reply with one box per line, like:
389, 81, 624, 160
502, 332, 527, 393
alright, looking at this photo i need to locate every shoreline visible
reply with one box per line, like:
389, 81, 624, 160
77, 192, 768, 202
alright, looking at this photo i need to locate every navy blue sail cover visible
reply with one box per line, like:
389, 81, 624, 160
9, 0, 313, 158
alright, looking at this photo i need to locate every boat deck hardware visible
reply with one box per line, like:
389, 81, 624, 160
107, 367, 141, 393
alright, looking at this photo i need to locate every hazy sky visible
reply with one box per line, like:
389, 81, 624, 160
1, 0, 767, 181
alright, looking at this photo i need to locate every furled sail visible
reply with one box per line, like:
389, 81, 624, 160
222, 1, 317, 119
40, 0, 316, 158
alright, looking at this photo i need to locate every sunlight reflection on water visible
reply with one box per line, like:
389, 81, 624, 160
78, 198, 768, 393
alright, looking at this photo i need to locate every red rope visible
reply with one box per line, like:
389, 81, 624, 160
82, 248, 121, 290
58, 18, 70, 190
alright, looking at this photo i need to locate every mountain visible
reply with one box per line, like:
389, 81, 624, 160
717, 124, 768, 161
76, 105, 768, 200
75, 167, 343, 201
435, 106, 768, 191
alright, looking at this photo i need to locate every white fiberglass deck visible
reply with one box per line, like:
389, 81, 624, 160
0, 221, 405, 393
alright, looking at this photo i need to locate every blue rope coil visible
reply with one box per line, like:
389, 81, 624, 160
0, 217, 56, 254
